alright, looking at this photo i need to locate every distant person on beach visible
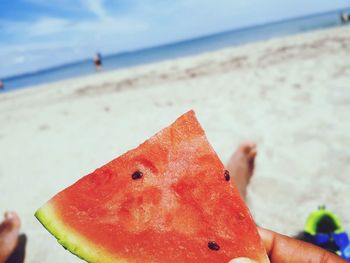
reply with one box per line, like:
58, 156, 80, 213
340, 13, 350, 23
93, 52, 103, 71
0, 80, 4, 90
0, 143, 346, 262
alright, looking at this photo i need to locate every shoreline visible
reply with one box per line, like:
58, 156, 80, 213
2, 17, 349, 93
1, 25, 349, 98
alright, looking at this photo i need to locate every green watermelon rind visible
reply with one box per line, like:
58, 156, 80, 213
35, 202, 128, 263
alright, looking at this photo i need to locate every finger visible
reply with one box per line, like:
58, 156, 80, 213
258, 227, 347, 263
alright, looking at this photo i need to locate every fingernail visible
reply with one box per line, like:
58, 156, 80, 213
228, 257, 258, 263
5, 211, 14, 219
257, 227, 270, 240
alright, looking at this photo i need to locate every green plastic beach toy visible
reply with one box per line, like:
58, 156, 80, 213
304, 206, 344, 235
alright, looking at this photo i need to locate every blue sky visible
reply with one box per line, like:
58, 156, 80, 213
1, 0, 350, 78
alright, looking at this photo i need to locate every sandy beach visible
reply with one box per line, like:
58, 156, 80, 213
1, 26, 350, 262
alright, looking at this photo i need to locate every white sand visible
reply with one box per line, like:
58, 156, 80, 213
1, 26, 350, 262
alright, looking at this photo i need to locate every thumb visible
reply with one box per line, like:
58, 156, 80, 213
258, 227, 348, 263
228, 258, 258, 263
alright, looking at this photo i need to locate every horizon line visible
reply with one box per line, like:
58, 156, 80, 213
2, 5, 350, 81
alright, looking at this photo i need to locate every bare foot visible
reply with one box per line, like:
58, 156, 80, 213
0, 212, 20, 263
226, 142, 257, 199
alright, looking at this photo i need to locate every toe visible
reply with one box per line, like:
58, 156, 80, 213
4, 212, 20, 229
239, 142, 257, 159
247, 147, 257, 160
0, 212, 20, 263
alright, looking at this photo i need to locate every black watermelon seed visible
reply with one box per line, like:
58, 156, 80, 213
224, 170, 230, 181
208, 241, 220, 251
131, 171, 143, 180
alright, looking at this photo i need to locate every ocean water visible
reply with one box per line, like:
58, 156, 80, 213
2, 8, 350, 93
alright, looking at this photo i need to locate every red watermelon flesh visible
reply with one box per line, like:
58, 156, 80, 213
35, 110, 269, 263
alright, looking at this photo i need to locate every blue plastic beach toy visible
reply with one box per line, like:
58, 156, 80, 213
304, 206, 350, 261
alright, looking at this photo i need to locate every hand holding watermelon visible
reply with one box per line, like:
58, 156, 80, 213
256, 227, 348, 263
34, 111, 347, 263
35, 111, 269, 262
228, 227, 347, 263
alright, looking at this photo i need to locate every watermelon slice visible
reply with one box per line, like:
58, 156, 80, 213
35, 110, 269, 263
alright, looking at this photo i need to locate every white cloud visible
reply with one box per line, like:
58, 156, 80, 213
81, 0, 106, 18
2, 0, 350, 77
0, 12, 150, 77
29, 17, 71, 36
24, 0, 109, 18
13, 56, 25, 64
0, 14, 148, 39
0, 17, 70, 37
23, 0, 83, 12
